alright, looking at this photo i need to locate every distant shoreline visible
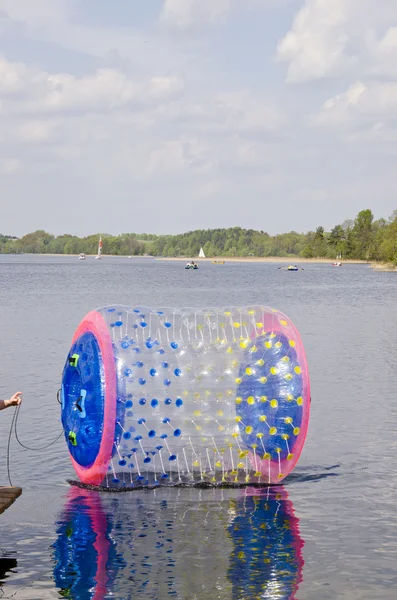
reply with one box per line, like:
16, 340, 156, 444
4, 253, 369, 264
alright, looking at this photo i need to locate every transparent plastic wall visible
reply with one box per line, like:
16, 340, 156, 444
61, 305, 310, 488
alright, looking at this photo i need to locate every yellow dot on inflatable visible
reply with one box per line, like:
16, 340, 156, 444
287, 394, 294, 401
280, 320, 288, 326
217, 410, 224, 416
235, 397, 243, 405
252, 443, 258, 449
287, 453, 294, 460
259, 415, 267, 422
282, 434, 289, 440
247, 396, 255, 405
269, 427, 277, 435
218, 425, 225, 431
256, 433, 264, 439
270, 367, 278, 375
232, 432, 239, 438
282, 356, 290, 363
265, 341, 272, 349
240, 340, 248, 349
294, 366, 302, 375
275, 341, 282, 348
195, 425, 202, 431
237, 462, 245, 469
232, 360, 239, 368
239, 450, 249, 458
260, 396, 268, 403
219, 322, 225, 328
193, 460, 199, 467
270, 399, 278, 409
226, 346, 233, 354
293, 427, 301, 436
245, 426, 253, 435
277, 473, 285, 479
297, 396, 303, 406
289, 340, 296, 347
285, 373, 293, 381
235, 416, 242, 423
227, 389, 233, 396
263, 452, 271, 460
215, 461, 222, 467
254, 471, 261, 477
246, 367, 253, 376
194, 392, 200, 399
284, 417, 293, 424
233, 322, 241, 328
193, 410, 201, 417
248, 310, 255, 315
258, 377, 267, 385
276, 447, 282, 453
256, 322, 263, 329
235, 377, 242, 384
224, 311, 231, 316
256, 359, 264, 367
183, 390, 189, 396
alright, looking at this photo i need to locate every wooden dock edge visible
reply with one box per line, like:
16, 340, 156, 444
0, 487, 22, 515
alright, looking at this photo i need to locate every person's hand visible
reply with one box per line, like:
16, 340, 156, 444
5, 392, 22, 408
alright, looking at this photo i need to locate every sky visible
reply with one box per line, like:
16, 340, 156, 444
1, 0, 397, 237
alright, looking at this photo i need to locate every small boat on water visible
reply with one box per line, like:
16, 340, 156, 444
332, 261, 342, 267
198, 247, 205, 259
278, 264, 303, 271
212, 260, 225, 264
185, 261, 199, 270
78, 253, 86, 261
95, 236, 102, 260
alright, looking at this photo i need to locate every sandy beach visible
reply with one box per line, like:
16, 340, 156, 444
157, 256, 367, 264
370, 261, 397, 272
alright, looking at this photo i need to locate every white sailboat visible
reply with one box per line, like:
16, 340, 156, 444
198, 247, 205, 259
332, 252, 342, 266
95, 236, 102, 260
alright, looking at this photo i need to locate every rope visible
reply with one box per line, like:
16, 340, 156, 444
6, 397, 63, 486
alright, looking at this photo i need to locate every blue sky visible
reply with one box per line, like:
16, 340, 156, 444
1, 0, 397, 237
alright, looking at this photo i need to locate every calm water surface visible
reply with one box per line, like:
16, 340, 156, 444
0, 255, 397, 599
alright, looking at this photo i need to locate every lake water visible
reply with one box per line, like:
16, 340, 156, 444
0, 255, 397, 599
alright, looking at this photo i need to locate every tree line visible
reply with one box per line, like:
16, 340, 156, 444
1, 209, 396, 264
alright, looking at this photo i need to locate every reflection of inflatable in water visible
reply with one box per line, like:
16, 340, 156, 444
61, 305, 310, 488
53, 486, 304, 599
53, 489, 122, 600
228, 487, 304, 599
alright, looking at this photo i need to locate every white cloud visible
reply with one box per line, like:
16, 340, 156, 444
277, 0, 397, 83
16, 120, 54, 142
159, 0, 272, 30
0, 158, 21, 174
161, 0, 232, 30
316, 81, 397, 131
0, 55, 184, 116
0, 0, 72, 27
277, 0, 354, 83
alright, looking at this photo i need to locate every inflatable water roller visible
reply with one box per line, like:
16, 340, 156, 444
61, 305, 310, 488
